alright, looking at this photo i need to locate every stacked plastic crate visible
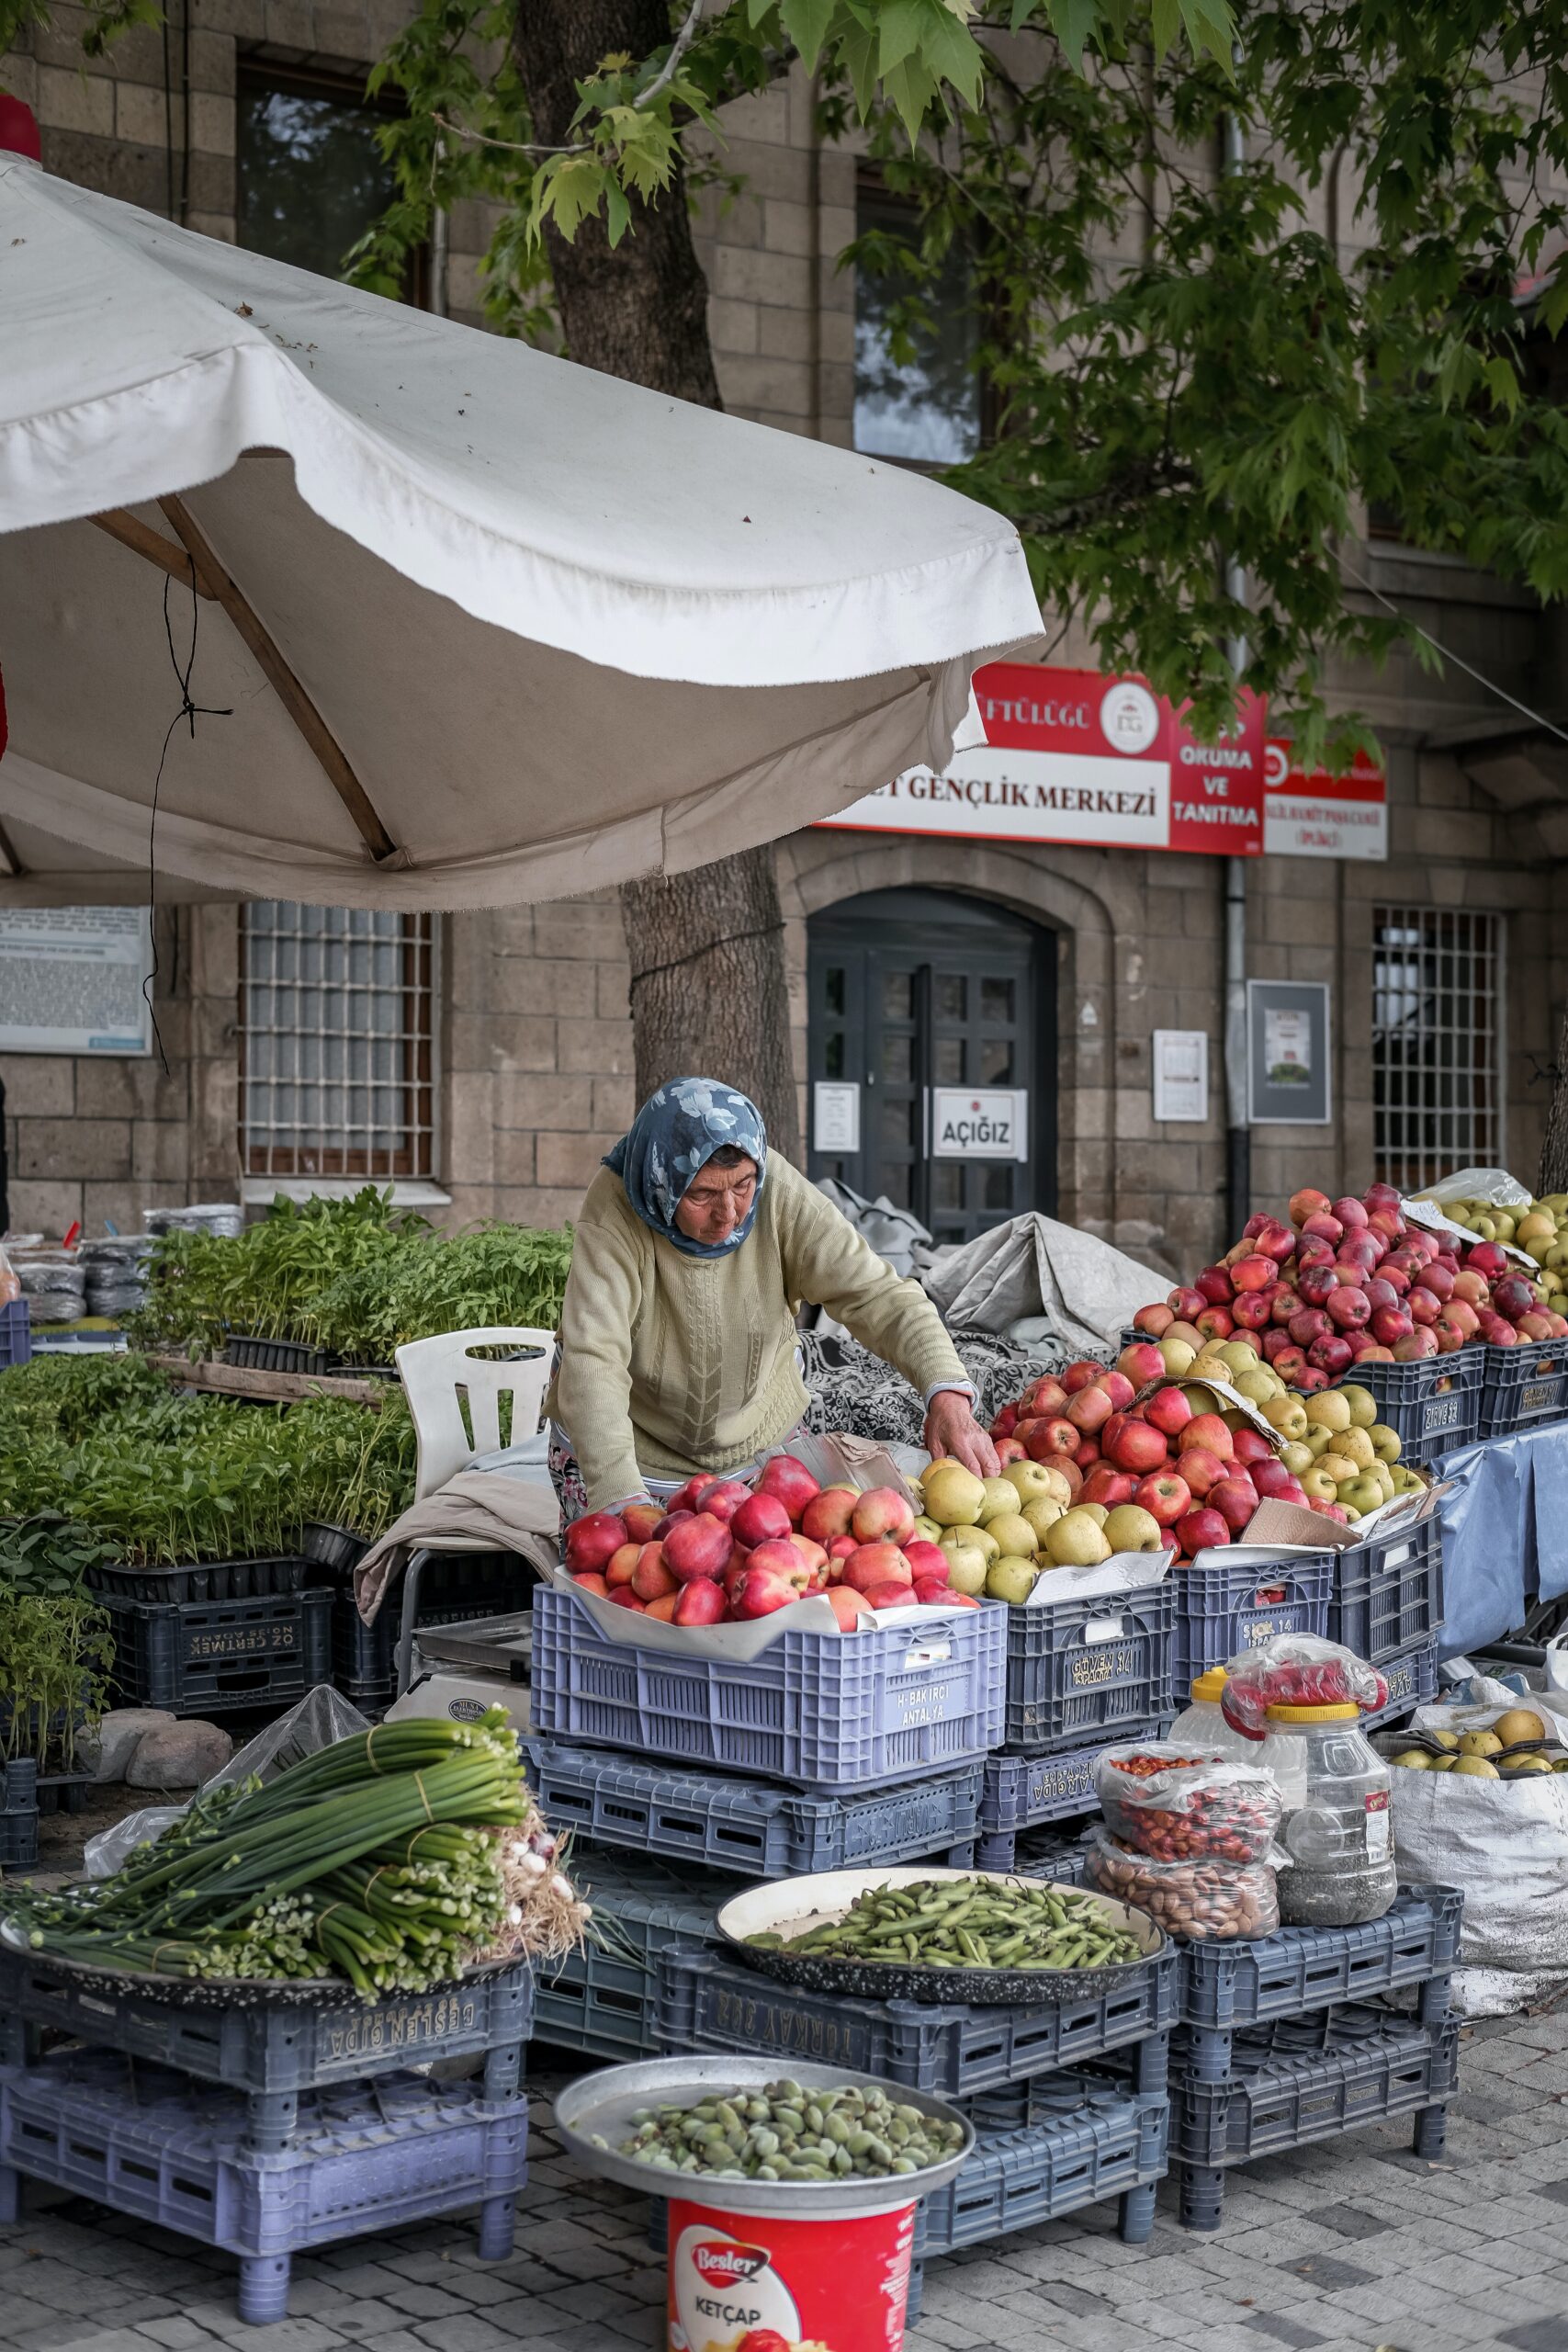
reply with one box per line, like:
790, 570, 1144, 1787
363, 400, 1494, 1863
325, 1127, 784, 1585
85, 1552, 334, 1721
0, 1943, 537, 2323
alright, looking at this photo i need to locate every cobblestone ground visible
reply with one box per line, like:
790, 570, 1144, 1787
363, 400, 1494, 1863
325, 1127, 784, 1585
4, 2012, 1568, 2352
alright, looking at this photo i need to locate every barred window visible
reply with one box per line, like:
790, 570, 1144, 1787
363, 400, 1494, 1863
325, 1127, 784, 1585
1372, 907, 1501, 1191
240, 905, 435, 1180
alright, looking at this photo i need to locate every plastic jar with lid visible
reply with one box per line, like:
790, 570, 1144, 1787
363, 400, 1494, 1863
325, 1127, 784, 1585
1169, 1669, 1260, 1762
1259, 1702, 1397, 1927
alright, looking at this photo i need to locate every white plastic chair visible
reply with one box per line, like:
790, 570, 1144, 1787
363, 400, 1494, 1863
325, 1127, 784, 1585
391, 1326, 557, 1695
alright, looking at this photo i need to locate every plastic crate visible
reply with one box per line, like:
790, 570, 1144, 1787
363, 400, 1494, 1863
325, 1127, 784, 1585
0, 2052, 527, 2324
523, 1740, 982, 1879
654, 1941, 1179, 2098
333, 1554, 532, 1705
0, 1942, 534, 2118
301, 1521, 370, 1577
1363, 1640, 1438, 1730
34, 1770, 92, 1816
1332, 1351, 1483, 1463
225, 1333, 336, 1375
1171, 1552, 1332, 1691
915, 2080, 1168, 2258
1479, 1335, 1568, 1438
1170, 2011, 1459, 2168
535, 1850, 734, 2061
529, 1583, 1006, 1794
0, 1758, 38, 1871
0, 1298, 31, 1371
1327, 1511, 1444, 1667
1179, 1887, 1461, 2033
993, 1582, 1176, 1756
85, 1554, 310, 1605
975, 1740, 1139, 1871
99, 1589, 333, 1713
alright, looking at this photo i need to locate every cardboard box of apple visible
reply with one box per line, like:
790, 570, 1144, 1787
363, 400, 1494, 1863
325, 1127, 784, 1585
1126, 1182, 1568, 1380
561, 1453, 982, 1633
976, 1339, 1424, 1576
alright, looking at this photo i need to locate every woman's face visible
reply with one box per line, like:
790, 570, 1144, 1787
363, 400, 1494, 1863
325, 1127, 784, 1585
674, 1155, 759, 1248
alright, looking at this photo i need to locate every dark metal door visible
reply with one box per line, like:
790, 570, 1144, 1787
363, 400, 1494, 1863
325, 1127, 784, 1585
807, 887, 1055, 1246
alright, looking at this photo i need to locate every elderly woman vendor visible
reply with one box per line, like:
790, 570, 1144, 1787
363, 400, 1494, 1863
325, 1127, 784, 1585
547, 1077, 998, 1517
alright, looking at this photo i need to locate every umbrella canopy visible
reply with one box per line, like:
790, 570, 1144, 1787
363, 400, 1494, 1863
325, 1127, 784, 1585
0, 149, 1040, 910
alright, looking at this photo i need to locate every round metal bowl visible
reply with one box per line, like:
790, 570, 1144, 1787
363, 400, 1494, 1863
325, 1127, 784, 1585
715, 1866, 1165, 2006
554, 2053, 974, 2218
0, 1920, 513, 2009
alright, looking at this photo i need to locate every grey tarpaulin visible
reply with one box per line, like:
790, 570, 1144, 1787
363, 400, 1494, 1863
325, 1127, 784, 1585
921, 1214, 1166, 1358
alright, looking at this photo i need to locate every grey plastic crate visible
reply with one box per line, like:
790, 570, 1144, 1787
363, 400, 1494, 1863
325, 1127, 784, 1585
919, 2078, 1168, 2256
534, 1851, 734, 2061
524, 1739, 982, 1878
992, 1584, 1176, 1756
0, 1758, 37, 1871
1328, 1512, 1444, 1667
1362, 1640, 1438, 1730
1179, 1887, 1461, 2032
1171, 2011, 1459, 2170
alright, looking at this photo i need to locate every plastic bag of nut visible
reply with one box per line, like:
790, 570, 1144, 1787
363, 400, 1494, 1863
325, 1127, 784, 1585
1084, 1825, 1280, 1940
1094, 1744, 1284, 1864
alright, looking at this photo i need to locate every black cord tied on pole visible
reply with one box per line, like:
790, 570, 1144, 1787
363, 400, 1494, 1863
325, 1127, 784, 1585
146, 568, 231, 1075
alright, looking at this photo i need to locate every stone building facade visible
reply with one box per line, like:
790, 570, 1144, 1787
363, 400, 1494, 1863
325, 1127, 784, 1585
2, 8, 1559, 1268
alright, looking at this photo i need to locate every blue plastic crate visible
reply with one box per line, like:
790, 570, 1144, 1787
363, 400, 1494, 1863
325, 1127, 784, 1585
976, 1739, 1154, 1871
1178, 1887, 1461, 2033
534, 1851, 733, 2062
654, 1941, 1178, 2097
0, 1943, 535, 2113
100, 1588, 333, 1713
991, 1581, 1176, 1755
1171, 1551, 1332, 1691
0, 1299, 31, 1370
0, 2052, 528, 2323
529, 1583, 1006, 1793
1479, 1335, 1568, 1438
915, 2080, 1168, 2258
1170, 2011, 1459, 2168
1333, 1351, 1483, 1463
1363, 1640, 1438, 1730
0, 1758, 37, 1871
523, 1740, 982, 1878
1327, 1511, 1444, 1666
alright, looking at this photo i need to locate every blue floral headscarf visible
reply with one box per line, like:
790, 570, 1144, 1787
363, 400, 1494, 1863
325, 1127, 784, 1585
604, 1078, 767, 1260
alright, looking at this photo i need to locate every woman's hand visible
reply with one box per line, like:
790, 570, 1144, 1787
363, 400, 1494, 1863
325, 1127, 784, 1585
923, 1390, 999, 1481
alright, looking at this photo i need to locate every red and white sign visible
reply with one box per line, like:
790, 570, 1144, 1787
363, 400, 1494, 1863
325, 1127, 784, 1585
818, 661, 1267, 857
1264, 741, 1387, 861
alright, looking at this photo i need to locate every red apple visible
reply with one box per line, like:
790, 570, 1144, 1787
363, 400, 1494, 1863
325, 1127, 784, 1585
1296, 1264, 1337, 1308
1134, 1471, 1191, 1527
1098, 1370, 1136, 1411
1195, 1266, 1235, 1306
1290, 1306, 1330, 1349
1230, 1253, 1277, 1293
866, 1581, 919, 1611
1301, 1212, 1343, 1248
1467, 1240, 1508, 1282
1333, 1195, 1369, 1231
1494, 1272, 1540, 1320
604, 1542, 644, 1589
564, 1510, 629, 1575
1117, 1341, 1168, 1387
665, 1477, 708, 1517
1183, 1413, 1235, 1460
842, 1542, 913, 1594
800, 1487, 859, 1545
911, 1576, 955, 1605
1230, 1292, 1272, 1330
570, 1570, 610, 1597
1134, 1304, 1175, 1337
1326, 1285, 1371, 1330
1269, 1286, 1302, 1325
1066, 1384, 1115, 1435
1308, 1333, 1354, 1376
732, 1562, 810, 1619
1433, 1312, 1471, 1352
664, 1512, 733, 1582
694, 1477, 754, 1525
1107, 1418, 1170, 1475
1371, 1305, 1414, 1346
1145, 1387, 1192, 1438
1075, 1439, 1102, 1470
1082, 1464, 1138, 1508
1171, 1288, 1209, 1321
1211, 1476, 1259, 1533
756, 1454, 821, 1521
731, 1492, 792, 1550
1060, 1358, 1111, 1394
644, 1592, 681, 1622
1478, 1313, 1517, 1346
1174, 1444, 1227, 1498
827, 1587, 873, 1631
672, 1577, 727, 1626
1231, 1427, 1275, 1468
902, 1539, 949, 1581
1251, 1459, 1296, 1499
622, 1500, 663, 1544
1289, 1188, 1333, 1227
1027, 1418, 1081, 1461
1273, 1345, 1309, 1383
1027, 1375, 1069, 1417
1260, 1329, 1293, 1364
789, 1534, 829, 1582
1518, 1311, 1554, 1340
653, 1510, 693, 1542
631, 1544, 678, 1601
607, 1586, 646, 1611
991, 1407, 1018, 1440
852, 1487, 917, 1546
1294, 1365, 1332, 1392
995, 1437, 1027, 1465
1451, 1268, 1490, 1306
1177, 1506, 1230, 1554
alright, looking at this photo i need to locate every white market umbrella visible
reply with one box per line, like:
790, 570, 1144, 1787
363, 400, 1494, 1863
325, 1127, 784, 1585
0, 147, 1040, 910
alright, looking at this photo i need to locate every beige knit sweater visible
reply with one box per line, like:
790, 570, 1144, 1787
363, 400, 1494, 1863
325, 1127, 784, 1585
548, 1153, 967, 1510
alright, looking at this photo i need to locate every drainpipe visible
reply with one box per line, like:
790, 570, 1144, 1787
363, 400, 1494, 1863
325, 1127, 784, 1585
429, 135, 448, 318
1222, 96, 1251, 1237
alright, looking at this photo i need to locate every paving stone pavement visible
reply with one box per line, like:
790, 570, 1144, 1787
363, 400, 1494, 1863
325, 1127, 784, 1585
4, 2012, 1568, 2352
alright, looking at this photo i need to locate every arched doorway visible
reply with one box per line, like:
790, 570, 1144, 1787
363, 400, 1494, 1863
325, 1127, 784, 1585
807, 887, 1056, 1246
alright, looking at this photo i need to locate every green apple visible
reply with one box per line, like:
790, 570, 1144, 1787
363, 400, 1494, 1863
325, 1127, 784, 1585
1338, 1385, 1377, 1430
1043, 1509, 1112, 1567
1369, 1423, 1402, 1464
1004, 1460, 1072, 1509
985, 1555, 1039, 1605
914, 1515, 943, 1543
1304, 1425, 1335, 1459
1101, 1504, 1165, 1553
1338, 1473, 1387, 1517
1301, 1465, 1339, 1502
986, 1510, 1039, 1559
1280, 1441, 1314, 1477
920, 1464, 986, 1527
979, 1476, 1024, 1522
1021, 1497, 1066, 1545
943, 1548, 988, 1597
1264, 1396, 1309, 1442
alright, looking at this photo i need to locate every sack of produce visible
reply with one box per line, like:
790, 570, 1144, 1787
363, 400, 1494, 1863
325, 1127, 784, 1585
1381, 1679, 1568, 2016
1095, 1743, 1283, 1863
1084, 1824, 1279, 1940
1220, 1634, 1388, 1740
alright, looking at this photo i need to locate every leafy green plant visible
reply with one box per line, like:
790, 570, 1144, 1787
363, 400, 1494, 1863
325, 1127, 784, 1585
0, 1513, 114, 1598
0, 1590, 114, 1774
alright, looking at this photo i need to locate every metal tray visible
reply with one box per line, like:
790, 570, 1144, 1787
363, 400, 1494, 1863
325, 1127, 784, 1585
0, 1920, 511, 2011
716, 1865, 1165, 2005
554, 2053, 974, 2218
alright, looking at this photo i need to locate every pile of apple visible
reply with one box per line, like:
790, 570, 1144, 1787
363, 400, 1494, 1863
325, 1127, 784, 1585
560, 1453, 981, 1632
987, 1337, 1419, 1558
1133, 1182, 1568, 1377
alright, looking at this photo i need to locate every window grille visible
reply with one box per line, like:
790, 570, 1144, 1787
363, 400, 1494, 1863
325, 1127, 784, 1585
240, 904, 435, 1180
1372, 907, 1501, 1190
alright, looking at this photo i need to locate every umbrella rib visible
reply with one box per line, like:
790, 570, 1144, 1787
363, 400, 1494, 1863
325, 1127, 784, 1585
0, 819, 25, 877
91, 510, 218, 599
155, 495, 405, 869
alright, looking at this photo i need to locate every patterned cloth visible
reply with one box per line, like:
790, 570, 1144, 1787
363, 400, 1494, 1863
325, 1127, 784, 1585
604, 1077, 767, 1260
797, 1325, 1065, 1449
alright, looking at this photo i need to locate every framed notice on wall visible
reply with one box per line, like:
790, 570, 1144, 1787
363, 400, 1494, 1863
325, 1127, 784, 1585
0, 908, 154, 1056
1247, 979, 1330, 1125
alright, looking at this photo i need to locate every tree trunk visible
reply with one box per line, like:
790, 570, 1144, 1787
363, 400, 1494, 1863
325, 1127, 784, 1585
1540, 1008, 1568, 1193
513, 0, 802, 1160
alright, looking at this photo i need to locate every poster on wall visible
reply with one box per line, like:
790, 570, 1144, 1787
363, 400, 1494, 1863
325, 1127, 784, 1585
1247, 979, 1330, 1125
1152, 1029, 1209, 1123
0, 908, 154, 1056
818, 662, 1267, 858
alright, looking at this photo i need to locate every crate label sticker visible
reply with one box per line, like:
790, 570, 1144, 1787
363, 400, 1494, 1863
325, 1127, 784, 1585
891, 1682, 958, 1730
1423, 1395, 1462, 1433
1520, 1382, 1562, 1412
1032, 1758, 1096, 1806
1083, 1615, 1127, 1645
1069, 1641, 1137, 1688
901, 1641, 952, 1673
1366, 1789, 1392, 1860
187, 1626, 295, 1658
710, 1984, 863, 2067
322, 1992, 479, 2061
1244, 1619, 1280, 1647
1382, 1663, 1412, 1702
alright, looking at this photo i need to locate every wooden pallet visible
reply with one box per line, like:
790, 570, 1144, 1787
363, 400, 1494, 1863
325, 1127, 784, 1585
147, 1353, 388, 1408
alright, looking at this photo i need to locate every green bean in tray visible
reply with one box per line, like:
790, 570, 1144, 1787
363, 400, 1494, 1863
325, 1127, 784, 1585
749, 1876, 1145, 1973
607, 2079, 966, 2183
2, 1708, 590, 1999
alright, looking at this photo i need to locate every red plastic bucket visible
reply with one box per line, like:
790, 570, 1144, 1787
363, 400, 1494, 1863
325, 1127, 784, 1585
667, 2195, 917, 2352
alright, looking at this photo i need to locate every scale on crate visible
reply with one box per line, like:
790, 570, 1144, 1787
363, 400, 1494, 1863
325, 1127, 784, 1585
384, 1613, 533, 1736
